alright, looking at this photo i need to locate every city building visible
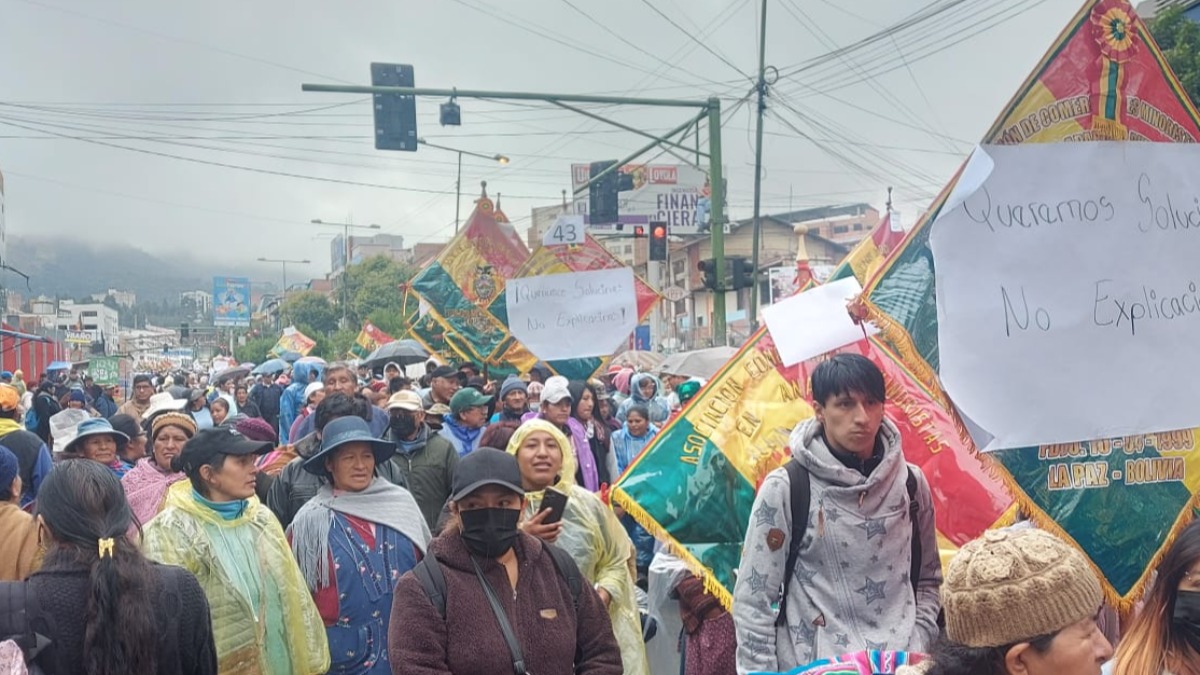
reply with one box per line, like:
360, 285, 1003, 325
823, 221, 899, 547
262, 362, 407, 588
331, 232, 411, 276
180, 290, 213, 318
664, 205, 864, 348
55, 300, 120, 355
411, 242, 446, 267
90, 288, 137, 309
118, 325, 179, 362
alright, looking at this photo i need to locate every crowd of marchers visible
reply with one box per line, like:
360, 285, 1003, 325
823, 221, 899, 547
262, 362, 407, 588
0, 356, 1193, 675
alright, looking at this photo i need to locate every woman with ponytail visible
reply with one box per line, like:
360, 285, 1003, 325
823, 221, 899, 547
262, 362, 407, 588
2, 459, 216, 674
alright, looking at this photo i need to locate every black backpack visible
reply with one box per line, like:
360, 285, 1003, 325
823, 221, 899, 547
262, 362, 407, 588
413, 540, 584, 619
776, 459, 922, 626
0, 581, 53, 675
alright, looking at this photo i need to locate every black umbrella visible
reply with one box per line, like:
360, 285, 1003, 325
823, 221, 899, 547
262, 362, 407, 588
362, 340, 429, 370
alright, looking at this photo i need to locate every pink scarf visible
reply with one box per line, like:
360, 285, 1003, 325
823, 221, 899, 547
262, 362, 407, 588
121, 458, 186, 529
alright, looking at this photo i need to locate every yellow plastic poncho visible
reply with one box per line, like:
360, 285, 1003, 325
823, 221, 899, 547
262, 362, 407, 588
142, 481, 330, 675
508, 419, 650, 675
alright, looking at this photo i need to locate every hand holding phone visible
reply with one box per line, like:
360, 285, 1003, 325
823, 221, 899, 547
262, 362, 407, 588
539, 487, 570, 525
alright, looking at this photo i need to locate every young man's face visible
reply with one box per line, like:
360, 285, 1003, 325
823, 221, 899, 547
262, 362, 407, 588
814, 389, 885, 458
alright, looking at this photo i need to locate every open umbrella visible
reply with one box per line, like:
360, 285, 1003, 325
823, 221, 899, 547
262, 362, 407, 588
277, 350, 303, 363
295, 356, 327, 367
46, 361, 72, 372
362, 339, 429, 371
213, 365, 252, 384
656, 346, 738, 380
251, 358, 288, 375
611, 350, 664, 371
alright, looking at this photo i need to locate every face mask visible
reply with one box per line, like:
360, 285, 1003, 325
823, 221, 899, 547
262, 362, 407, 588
390, 413, 418, 438
1174, 590, 1200, 652
459, 507, 521, 558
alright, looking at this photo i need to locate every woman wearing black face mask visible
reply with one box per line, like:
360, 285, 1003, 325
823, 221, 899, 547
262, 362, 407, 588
1109, 520, 1200, 675
388, 447, 623, 675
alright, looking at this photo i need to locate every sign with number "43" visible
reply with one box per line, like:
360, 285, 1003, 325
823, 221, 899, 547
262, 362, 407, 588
543, 214, 586, 247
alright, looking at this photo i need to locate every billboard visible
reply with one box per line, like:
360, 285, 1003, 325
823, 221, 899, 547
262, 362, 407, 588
570, 163, 712, 235
213, 276, 252, 327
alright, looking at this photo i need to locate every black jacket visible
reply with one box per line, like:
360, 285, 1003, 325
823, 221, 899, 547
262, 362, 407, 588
12, 562, 217, 675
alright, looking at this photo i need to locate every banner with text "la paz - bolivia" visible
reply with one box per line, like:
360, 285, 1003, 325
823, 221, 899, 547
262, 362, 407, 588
859, 0, 1200, 608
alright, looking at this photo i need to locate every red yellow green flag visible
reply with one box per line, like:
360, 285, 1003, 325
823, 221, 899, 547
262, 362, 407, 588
860, 0, 1200, 608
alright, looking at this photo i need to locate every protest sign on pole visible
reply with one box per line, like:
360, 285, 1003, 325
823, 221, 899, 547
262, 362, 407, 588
506, 268, 638, 361
89, 356, 121, 386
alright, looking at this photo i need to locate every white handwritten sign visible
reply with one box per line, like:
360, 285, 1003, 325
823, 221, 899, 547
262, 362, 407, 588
932, 142, 1200, 451
507, 267, 638, 361
543, 214, 586, 247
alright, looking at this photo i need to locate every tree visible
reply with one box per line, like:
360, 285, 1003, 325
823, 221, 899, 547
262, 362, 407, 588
1151, 7, 1200, 107
342, 255, 417, 328
281, 291, 338, 335
234, 335, 278, 363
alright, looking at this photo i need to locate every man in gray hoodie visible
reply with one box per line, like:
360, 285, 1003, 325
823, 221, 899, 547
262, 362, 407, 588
732, 353, 942, 674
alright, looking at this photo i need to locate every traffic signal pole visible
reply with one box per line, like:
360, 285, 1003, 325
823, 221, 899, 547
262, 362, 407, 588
302, 82, 730, 346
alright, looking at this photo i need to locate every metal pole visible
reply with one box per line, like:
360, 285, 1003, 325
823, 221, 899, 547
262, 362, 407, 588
455, 151, 463, 233
708, 97, 728, 347
302, 83, 709, 109
343, 223, 349, 328
281, 261, 288, 329
550, 101, 709, 159
749, 0, 769, 331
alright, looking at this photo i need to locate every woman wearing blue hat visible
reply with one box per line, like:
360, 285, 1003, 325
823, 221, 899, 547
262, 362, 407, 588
288, 416, 430, 675
63, 417, 132, 478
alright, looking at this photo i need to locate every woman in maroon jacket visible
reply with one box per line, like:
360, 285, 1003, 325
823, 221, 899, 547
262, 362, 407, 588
388, 447, 623, 675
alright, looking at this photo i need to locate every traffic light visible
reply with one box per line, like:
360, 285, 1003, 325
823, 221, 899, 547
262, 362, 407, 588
588, 161, 636, 225
371, 63, 418, 151
730, 257, 755, 290
698, 259, 718, 291
649, 222, 667, 262
632, 225, 646, 238
589, 160, 619, 225
180, 322, 190, 340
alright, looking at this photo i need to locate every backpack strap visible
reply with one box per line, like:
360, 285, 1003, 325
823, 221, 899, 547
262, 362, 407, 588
413, 556, 449, 620
541, 542, 583, 612
776, 459, 811, 627
906, 466, 921, 595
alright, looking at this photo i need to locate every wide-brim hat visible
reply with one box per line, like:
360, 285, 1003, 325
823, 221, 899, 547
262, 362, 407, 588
302, 415, 396, 476
64, 417, 129, 455
143, 392, 187, 419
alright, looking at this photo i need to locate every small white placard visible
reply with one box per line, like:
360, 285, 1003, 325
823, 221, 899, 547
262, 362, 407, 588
761, 276, 876, 367
543, 214, 586, 246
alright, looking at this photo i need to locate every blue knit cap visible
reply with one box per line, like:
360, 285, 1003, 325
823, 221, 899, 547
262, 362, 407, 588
0, 446, 18, 492
499, 375, 528, 399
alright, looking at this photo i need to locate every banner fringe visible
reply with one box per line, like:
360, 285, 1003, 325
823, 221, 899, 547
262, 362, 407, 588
982, 450, 1199, 616
612, 488, 735, 612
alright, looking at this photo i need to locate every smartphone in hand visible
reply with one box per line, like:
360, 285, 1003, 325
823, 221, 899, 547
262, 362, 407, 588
540, 487, 570, 525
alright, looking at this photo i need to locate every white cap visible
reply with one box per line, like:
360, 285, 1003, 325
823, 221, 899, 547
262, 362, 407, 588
541, 376, 572, 405
304, 382, 325, 402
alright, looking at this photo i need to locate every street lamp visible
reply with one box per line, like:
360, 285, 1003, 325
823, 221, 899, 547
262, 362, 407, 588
258, 257, 311, 327
417, 137, 510, 232
310, 219, 382, 328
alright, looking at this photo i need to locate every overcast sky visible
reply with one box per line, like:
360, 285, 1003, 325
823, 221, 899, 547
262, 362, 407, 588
0, 0, 1083, 283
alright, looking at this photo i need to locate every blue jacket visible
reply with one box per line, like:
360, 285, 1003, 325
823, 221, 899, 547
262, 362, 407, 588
280, 362, 324, 444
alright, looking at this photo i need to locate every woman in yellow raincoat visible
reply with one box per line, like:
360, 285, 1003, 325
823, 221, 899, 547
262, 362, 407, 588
142, 426, 330, 675
507, 419, 650, 675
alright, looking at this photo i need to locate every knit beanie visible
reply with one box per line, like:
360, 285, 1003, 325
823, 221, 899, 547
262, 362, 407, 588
500, 375, 528, 399
0, 446, 17, 493
234, 416, 278, 444
943, 528, 1102, 648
